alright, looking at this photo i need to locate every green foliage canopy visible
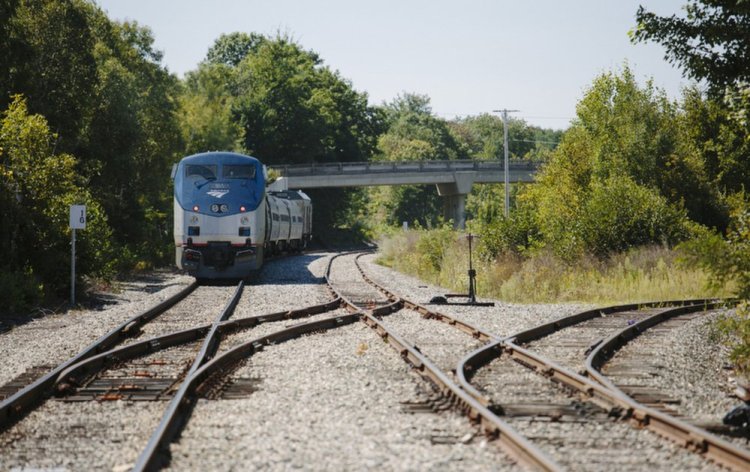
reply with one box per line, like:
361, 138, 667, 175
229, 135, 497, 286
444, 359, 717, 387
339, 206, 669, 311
369, 94, 465, 227
633, 1, 750, 93
0, 96, 113, 299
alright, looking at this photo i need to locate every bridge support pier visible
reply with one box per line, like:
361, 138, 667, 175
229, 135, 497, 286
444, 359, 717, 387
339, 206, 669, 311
440, 193, 467, 229
436, 172, 475, 229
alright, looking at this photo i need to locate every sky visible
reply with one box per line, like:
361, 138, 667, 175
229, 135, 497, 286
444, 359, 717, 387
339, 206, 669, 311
95, 0, 691, 130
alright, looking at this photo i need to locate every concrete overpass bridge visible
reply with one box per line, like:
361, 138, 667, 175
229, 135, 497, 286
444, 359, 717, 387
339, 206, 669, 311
268, 159, 541, 228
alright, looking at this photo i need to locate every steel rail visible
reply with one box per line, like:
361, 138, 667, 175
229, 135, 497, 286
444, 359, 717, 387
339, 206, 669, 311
508, 299, 720, 346
457, 299, 720, 405
133, 280, 245, 471
130, 254, 359, 471
457, 299, 750, 471
353, 253, 498, 343
336, 253, 560, 471
0, 281, 198, 431
585, 302, 750, 472
54, 297, 343, 393
132, 311, 360, 471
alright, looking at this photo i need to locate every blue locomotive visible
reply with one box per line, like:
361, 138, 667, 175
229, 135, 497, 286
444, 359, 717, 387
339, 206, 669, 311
172, 152, 312, 279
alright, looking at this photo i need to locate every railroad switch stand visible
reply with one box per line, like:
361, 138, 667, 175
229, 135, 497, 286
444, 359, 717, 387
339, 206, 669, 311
432, 233, 494, 307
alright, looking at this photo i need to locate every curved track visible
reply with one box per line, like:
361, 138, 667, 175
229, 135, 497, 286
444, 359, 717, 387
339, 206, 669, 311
0, 281, 198, 431
339, 252, 560, 470
586, 305, 750, 450
4, 249, 746, 471
458, 300, 750, 471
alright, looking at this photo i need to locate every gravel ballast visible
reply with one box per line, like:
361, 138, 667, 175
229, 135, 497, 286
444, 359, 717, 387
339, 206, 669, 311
358, 253, 590, 339
603, 309, 750, 449
169, 320, 518, 471
474, 353, 722, 470
0, 271, 192, 387
1, 249, 742, 470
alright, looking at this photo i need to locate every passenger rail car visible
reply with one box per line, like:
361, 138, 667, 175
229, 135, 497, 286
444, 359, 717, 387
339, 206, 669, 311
173, 152, 312, 279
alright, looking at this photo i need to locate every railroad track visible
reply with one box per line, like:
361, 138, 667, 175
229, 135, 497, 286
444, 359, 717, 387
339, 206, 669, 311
133, 251, 542, 470
458, 301, 750, 471
2, 249, 746, 471
353, 251, 750, 469
0, 282, 243, 470
330, 252, 559, 470
586, 305, 750, 447
0, 280, 199, 431
0, 253, 345, 471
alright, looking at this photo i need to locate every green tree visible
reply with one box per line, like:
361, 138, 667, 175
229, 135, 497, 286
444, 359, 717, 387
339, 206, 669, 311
0, 96, 113, 303
177, 33, 386, 233
11, 0, 97, 149
205, 32, 265, 67
81, 13, 183, 265
0, 0, 22, 106
179, 63, 244, 155
633, 1, 750, 167
3, 0, 184, 271
450, 114, 540, 160
378, 93, 464, 162
370, 94, 465, 227
525, 68, 702, 257
632, 1, 750, 93
229, 34, 381, 165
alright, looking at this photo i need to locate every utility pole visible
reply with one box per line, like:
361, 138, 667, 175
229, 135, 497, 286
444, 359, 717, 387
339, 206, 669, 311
493, 109, 519, 217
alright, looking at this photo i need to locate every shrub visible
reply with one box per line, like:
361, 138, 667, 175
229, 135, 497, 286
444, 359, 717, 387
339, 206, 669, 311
0, 267, 44, 314
414, 223, 455, 274
471, 204, 541, 260
579, 176, 690, 257
681, 193, 749, 298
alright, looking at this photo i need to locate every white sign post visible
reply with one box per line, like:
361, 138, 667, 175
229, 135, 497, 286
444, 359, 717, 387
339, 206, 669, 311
69, 205, 86, 306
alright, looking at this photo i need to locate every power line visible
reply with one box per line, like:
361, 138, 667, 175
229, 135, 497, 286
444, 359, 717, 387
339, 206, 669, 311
509, 138, 560, 145
517, 115, 575, 120
434, 111, 574, 121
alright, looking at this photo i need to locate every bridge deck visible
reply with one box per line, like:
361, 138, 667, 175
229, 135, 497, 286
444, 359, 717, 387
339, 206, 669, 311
269, 159, 540, 189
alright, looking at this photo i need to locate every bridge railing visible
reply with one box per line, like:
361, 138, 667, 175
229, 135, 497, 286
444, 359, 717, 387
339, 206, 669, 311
270, 159, 541, 177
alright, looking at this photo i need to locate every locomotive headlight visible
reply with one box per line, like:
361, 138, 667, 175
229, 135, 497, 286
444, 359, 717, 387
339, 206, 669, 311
192, 205, 199, 212
240, 205, 246, 212
220, 204, 229, 213
190, 215, 199, 224
241, 216, 249, 224
211, 204, 219, 213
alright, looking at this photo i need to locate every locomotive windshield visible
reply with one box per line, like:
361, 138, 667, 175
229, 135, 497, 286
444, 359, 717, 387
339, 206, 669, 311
223, 165, 256, 179
185, 164, 217, 180
175, 152, 265, 215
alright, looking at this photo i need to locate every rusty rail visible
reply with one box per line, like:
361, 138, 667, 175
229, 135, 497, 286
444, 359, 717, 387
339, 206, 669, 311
128, 254, 355, 471
0, 281, 198, 431
353, 253, 497, 342
54, 297, 343, 393
585, 302, 750, 472
338, 252, 560, 471
133, 280, 245, 471
457, 299, 750, 472
457, 299, 720, 405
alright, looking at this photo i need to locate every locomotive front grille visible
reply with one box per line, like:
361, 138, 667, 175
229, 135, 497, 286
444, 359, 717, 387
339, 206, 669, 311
204, 241, 234, 269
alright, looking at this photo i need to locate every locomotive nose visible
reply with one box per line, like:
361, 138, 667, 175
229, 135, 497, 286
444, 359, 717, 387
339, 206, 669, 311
205, 242, 233, 269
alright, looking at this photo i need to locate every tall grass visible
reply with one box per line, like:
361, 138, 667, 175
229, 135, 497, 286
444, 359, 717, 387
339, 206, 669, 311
377, 229, 730, 304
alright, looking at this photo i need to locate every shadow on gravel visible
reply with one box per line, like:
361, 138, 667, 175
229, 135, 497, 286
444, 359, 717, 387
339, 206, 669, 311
194, 253, 328, 287
0, 269, 184, 334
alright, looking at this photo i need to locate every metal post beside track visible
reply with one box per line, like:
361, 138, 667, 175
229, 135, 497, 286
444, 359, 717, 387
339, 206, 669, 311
69, 205, 86, 307
70, 228, 76, 306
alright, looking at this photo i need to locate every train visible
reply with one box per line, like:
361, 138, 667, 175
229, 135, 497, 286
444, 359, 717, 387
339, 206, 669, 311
172, 152, 312, 279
